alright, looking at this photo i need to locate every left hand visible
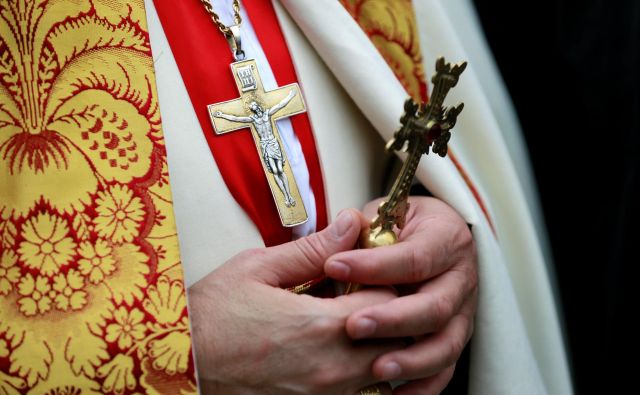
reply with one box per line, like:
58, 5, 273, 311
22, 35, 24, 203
325, 197, 478, 395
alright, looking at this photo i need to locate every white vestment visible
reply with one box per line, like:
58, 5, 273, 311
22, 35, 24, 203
144, 0, 573, 394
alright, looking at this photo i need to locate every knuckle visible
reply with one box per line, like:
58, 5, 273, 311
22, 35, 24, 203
294, 234, 329, 263
453, 221, 474, 247
379, 309, 403, 333
451, 233, 479, 293
227, 248, 269, 278
234, 247, 266, 263
444, 336, 466, 366
361, 256, 384, 280
431, 295, 455, 329
307, 365, 350, 390
469, 275, 479, 300
309, 315, 343, 339
449, 227, 474, 255
467, 266, 480, 297
409, 245, 431, 281
443, 364, 457, 382
457, 260, 479, 298
447, 217, 474, 254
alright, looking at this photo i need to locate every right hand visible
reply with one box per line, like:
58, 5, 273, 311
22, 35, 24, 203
189, 210, 399, 395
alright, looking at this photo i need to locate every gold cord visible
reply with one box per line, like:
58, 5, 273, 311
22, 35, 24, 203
199, 0, 242, 35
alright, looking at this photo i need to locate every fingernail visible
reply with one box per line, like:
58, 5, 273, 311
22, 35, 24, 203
332, 210, 353, 237
381, 361, 401, 380
353, 317, 377, 338
326, 261, 351, 278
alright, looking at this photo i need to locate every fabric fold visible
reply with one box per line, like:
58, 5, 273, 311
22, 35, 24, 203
276, 1, 571, 393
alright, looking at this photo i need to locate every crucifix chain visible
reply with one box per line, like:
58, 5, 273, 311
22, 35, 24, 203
199, 0, 242, 35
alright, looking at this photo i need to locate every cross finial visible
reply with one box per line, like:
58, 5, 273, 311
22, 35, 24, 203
370, 57, 467, 235
346, 57, 468, 294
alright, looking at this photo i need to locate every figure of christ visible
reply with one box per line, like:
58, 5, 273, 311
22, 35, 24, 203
214, 90, 298, 207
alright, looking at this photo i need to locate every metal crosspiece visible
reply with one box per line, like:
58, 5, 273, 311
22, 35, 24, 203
346, 57, 467, 294
208, 59, 308, 227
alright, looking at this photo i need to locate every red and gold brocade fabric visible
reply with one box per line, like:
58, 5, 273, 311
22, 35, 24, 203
0, 1, 196, 394
339, 0, 429, 103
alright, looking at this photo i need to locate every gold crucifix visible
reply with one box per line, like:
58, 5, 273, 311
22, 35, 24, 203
208, 59, 308, 227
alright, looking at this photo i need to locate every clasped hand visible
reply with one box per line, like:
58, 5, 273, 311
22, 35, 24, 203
189, 197, 477, 395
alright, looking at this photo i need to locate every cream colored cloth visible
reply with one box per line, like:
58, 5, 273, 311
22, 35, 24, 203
145, 0, 573, 393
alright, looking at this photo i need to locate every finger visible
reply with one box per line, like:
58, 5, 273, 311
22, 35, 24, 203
392, 365, 456, 395
250, 209, 361, 287
311, 341, 401, 392
346, 268, 472, 339
355, 382, 393, 395
325, 216, 465, 284
349, 343, 404, 389
329, 196, 473, 285
370, 298, 474, 382
325, 287, 398, 315
365, 197, 461, 237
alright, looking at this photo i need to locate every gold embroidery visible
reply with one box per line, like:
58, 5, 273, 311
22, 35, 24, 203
0, 0, 195, 393
340, 0, 428, 102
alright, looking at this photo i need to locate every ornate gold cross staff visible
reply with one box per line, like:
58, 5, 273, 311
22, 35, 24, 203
346, 57, 467, 294
208, 59, 308, 227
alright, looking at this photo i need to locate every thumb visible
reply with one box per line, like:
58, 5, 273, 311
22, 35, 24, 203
253, 209, 361, 287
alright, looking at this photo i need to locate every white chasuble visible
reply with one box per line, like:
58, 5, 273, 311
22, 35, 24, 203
145, 0, 573, 394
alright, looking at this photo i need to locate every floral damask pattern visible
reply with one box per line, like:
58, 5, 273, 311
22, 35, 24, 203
77, 240, 116, 285
340, 0, 429, 102
106, 307, 147, 351
94, 185, 146, 243
18, 213, 77, 276
17, 274, 54, 316
0, 0, 195, 393
52, 269, 87, 312
0, 250, 20, 295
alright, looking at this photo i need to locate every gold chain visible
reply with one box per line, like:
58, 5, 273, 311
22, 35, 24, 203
199, 0, 242, 35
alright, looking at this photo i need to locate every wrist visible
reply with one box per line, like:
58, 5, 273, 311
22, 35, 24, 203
187, 285, 219, 383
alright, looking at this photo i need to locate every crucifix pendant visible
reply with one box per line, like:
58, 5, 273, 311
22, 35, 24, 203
208, 58, 309, 227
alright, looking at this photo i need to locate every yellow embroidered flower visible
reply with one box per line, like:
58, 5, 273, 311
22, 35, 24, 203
94, 185, 145, 243
17, 274, 55, 316
96, 354, 137, 394
18, 213, 76, 276
105, 307, 147, 350
77, 240, 115, 284
148, 331, 191, 375
52, 269, 87, 311
0, 249, 20, 295
143, 276, 187, 325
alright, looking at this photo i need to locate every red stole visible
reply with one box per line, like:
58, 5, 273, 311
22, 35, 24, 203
153, 0, 328, 246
